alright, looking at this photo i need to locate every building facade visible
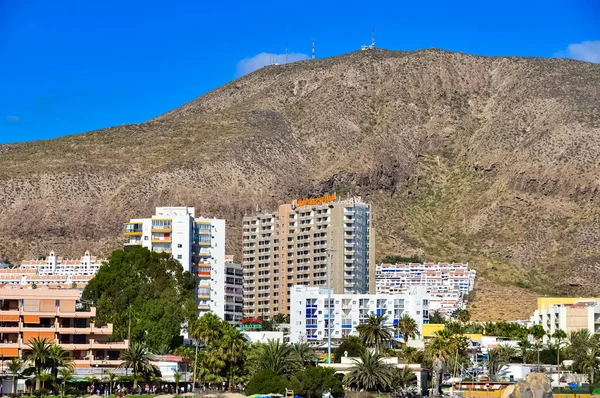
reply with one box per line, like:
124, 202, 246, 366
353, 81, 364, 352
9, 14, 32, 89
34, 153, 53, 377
0, 251, 106, 288
289, 285, 430, 344
529, 298, 600, 340
242, 194, 375, 319
224, 255, 244, 324
124, 207, 241, 322
376, 262, 476, 315
0, 288, 128, 367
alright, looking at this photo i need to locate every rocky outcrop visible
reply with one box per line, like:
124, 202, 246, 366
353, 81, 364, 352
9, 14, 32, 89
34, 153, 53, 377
501, 374, 553, 398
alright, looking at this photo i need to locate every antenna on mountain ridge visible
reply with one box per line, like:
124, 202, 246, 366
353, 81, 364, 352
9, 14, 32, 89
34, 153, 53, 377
372, 26, 375, 48
311, 39, 315, 59
286, 42, 288, 64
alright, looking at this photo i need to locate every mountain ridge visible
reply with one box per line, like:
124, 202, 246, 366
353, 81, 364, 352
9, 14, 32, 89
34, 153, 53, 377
2, 48, 600, 320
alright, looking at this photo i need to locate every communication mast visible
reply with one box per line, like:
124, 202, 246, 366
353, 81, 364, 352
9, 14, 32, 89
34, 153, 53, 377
361, 27, 376, 51
312, 39, 315, 59
286, 42, 289, 64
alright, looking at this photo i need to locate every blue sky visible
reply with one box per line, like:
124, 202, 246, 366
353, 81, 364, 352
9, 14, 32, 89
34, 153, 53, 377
1, 0, 599, 144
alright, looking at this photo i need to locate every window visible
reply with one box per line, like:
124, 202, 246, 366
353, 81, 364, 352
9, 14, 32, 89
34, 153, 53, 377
144, 236, 148, 240
177, 255, 182, 260
177, 244, 183, 248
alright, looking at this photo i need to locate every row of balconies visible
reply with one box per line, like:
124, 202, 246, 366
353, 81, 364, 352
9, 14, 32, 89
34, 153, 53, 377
0, 339, 128, 350
0, 324, 112, 334
0, 308, 96, 317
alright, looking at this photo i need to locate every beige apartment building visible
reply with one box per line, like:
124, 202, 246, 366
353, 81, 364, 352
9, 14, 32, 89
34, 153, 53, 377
242, 194, 375, 318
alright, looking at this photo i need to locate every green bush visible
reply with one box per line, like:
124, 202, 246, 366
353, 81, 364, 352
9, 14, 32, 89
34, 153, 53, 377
290, 367, 344, 398
245, 370, 290, 396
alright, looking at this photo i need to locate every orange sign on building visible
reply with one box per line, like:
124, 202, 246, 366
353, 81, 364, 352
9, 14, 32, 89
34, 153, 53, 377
293, 192, 336, 208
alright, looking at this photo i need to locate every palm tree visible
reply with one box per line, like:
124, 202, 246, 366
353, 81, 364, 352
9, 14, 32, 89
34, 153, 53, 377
39, 370, 53, 390
105, 370, 117, 394
292, 342, 317, 366
58, 367, 74, 398
356, 314, 392, 352
119, 341, 153, 389
7, 358, 24, 394
174, 371, 182, 392
456, 309, 470, 323
26, 337, 53, 390
552, 329, 568, 366
396, 314, 419, 345
569, 328, 595, 371
583, 347, 600, 384
254, 339, 300, 377
222, 328, 247, 390
390, 366, 417, 395
517, 337, 532, 364
487, 348, 509, 378
529, 325, 546, 366
497, 344, 518, 363
190, 313, 223, 346
49, 344, 72, 378
343, 350, 392, 392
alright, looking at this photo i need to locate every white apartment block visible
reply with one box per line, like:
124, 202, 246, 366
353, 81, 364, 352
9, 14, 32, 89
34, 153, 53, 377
124, 207, 241, 323
529, 300, 600, 341
290, 285, 430, 344
376, 262, 475, 315
243, 194, 375, 319
0, 251, 106, 288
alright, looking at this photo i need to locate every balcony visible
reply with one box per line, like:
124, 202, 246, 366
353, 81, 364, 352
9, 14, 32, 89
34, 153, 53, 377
0, 325, 20, 333
151, 226, 172, 233
124, 241, 142, 246
60, 343, 92, 350
59, 307, 97, 318
91, 340, 128, 350
123, 231, 143, 236
91, 359, 121, 366
151, 238, 172, 243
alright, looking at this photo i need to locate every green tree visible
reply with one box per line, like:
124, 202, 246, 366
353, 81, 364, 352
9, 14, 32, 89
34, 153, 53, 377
389, 366, 417, 394
253, 340, 300, 377
517, 337, 532, 364
487, 348, 509, 378
568, 329, 597, 372
292, 342, 317, 366
357, 314, 392, 352
428, 310, 445, 324
26, 337, 53, 390
245, 370, 289, 396
552, 329, 568, 366
190, 313, 225, 346
381, 255, 423, 264
529, 325, 546, 366
583, 347, 600, 384
343, 351, 392, 392
58, 367, 74, 398
7, 358, 24, 394
174, 371, 182, 391
222, 327, 248, 390
333, 336, 366, 363
119, 341, 154, 389
82, 248, 197, 352
49, 344, 72, 378
105, 370, 117, 394
39, 370, 53, 390
396, 314, 419, 345
290, 366, 344, 398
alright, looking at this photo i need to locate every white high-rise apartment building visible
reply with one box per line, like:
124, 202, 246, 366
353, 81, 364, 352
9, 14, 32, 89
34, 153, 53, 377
529, 299, 600, 341
124, 207, 241, 323
376, 262, 476, 315
242, 194, 375, 319
290, 285, 430, 344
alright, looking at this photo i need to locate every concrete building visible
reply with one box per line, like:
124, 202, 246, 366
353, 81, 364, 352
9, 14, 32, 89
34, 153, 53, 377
376, 262, 475, 316
529, 298, 600, 340
224, 255, 244, 324
124, 207, 241, 323
0, 288, 128, 366
0, 251, 106, 288
289, 285, 430, 344
243, 193, 375, 319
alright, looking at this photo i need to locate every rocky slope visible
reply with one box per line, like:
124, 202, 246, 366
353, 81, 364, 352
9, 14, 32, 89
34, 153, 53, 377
1, 49, 600, 320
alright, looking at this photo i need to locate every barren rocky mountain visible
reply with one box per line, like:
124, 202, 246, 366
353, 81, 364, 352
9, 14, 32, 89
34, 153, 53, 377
1, 49, 600, 320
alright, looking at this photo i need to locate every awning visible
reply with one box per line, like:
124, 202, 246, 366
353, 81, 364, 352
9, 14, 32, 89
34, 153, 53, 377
0, 315, 19, 322
23, 331, 55, 343
0, 348, 18, 356
23, 316, 41, 323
